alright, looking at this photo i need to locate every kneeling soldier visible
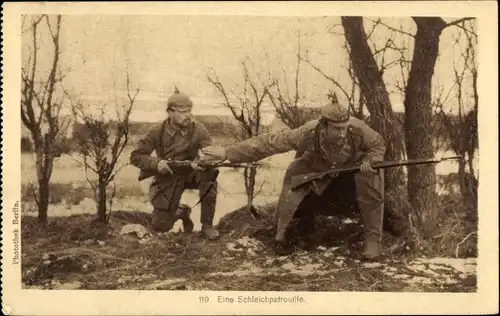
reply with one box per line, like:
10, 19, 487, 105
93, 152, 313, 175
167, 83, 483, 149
130, 90, 220, 240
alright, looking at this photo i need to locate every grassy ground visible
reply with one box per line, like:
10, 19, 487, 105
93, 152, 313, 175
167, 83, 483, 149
21, 204, 476, 292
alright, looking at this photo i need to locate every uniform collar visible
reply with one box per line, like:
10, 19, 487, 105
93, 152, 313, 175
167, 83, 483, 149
164, 118, 192, 136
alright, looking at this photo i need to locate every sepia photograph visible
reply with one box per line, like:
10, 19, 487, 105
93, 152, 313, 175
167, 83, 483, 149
2, 1, 498, 315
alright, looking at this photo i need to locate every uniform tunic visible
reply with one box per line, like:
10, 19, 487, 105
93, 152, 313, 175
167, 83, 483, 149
130, 119, 218, 226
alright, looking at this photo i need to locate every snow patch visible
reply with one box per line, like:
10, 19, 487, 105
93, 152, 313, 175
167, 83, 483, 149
414, 257, 476, 275
342, 218, 357, 224
317, 246, 328, 252
362, 262, 385, 268
381, 257, 476, 286
226, 236, 264, 254
281, 262, 325, 276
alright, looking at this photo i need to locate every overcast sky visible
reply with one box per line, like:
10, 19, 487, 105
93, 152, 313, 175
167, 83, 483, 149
23, 15, 475, 115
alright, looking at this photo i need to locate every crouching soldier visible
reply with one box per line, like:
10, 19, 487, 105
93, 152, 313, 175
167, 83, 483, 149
130, 90, 220, 240
202, 95, 386, 259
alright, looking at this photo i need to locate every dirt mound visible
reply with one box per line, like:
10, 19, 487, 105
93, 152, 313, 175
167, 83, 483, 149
21, 215, 110, 243
23, 252, 93, 286
109, 210, 152, 230
216, 202, 368, 252
217, 203, 275, 234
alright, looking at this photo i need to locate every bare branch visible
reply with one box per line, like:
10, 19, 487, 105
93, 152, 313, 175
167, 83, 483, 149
29, 183, 40, 209
294, 29, 302, 108
365, 17, 415, 37
107, 71, 137, 180
365, 18, 382, 40
445, 17, 476, 28
455, 232, 477, 258
326, 22, 344, 36
206, 68, 243, 123
300, 55, 351, 104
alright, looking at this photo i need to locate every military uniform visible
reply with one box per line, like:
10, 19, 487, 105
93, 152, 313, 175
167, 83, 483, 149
224, 101, 386, 259
130, 92, 219, 238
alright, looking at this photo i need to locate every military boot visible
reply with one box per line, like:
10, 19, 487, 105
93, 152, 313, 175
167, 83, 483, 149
199, 180, 219, 240
273, 239, 294, 256
363, 238, 382, 260
354, 171, 385, 261
176, 204, 194, 234
360, 203, 384, 260
201, 224, 220, 240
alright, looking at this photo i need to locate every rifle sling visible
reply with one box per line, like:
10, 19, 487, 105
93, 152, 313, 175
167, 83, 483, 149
192, 169, 219, 208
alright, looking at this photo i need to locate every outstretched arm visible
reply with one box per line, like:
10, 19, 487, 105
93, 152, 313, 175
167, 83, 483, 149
225, 121, 316, 163
202, 121, 317, 163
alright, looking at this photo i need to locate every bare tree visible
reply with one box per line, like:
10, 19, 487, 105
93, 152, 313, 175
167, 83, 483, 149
403, 17, 475, 235
402, 17, 447, 235
434, 20, 478, 204
70, 73, 139, 224
341, 16, 412, 237
206, 60, 276, 213
341, 16, 478, 239
21, 15, 69, 225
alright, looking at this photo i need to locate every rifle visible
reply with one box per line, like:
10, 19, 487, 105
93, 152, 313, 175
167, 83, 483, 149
290, 156, 463, 190
138, 160, 262, 181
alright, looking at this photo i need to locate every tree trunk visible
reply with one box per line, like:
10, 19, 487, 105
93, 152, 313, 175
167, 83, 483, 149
466, 151, 478, 207
97, 179, 107, 223
35, 137, 53, 225
404, 17, 446, 236
457, 158, 465, 192
37, 176, 49, 224
244, 167, 257, 207
342, 16, 411, 237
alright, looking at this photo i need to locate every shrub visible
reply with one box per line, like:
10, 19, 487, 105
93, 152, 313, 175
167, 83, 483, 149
54, 137, 77, 155
21, 137, 33, 152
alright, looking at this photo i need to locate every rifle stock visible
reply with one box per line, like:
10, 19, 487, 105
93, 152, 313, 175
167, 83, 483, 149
290, 156, 463, 190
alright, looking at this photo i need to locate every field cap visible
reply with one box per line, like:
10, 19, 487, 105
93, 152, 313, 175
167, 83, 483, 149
167, 87, 193, 111
320, 92, 350, 124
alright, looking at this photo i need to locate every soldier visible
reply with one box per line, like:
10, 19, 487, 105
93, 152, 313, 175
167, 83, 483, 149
130, 90, 220, 240
202, 95, 386, 259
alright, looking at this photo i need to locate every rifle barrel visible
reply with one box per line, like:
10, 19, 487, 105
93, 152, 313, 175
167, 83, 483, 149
167, 160, 261, 168
329, 156, 463, 174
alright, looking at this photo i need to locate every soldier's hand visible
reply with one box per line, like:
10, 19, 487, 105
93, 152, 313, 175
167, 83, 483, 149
200, 146, 227, 162
190, 161, 206, 171
360, 161, 377, 174
157, 160, 173, 175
